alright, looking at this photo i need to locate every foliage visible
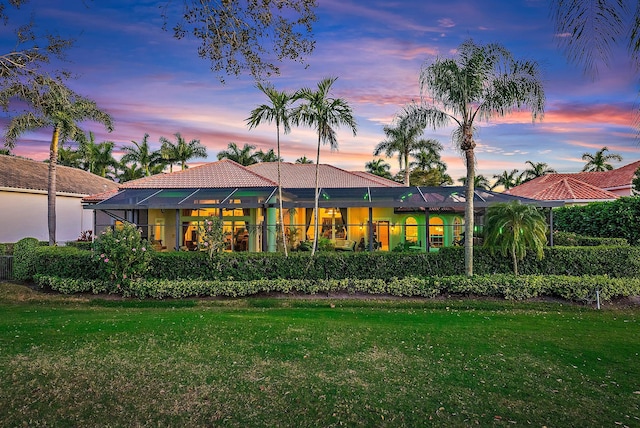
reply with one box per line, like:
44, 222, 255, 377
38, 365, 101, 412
65, 241, 93, 251
197, 216, 225, 258
391, 241, 420, 252
633, 166, 640, 195
216, 142, 261, 165
484, 201, 548, 275
553, 197, 640, 245
553, 231, 628, 247
120, 133, 165, 177
492, 169, 523, 190
365, 158, 392, 179
581, 146, 623, 172
0, 243, 14, 256
164, 0, 316, 82
521, 160, 556, 182
12, 237, 44, 281
92, 223, 153, 292
159, 132, 206, 172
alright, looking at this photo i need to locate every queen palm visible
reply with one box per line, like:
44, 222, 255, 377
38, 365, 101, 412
216, 142, 261, 166
581, 146, 622, 172
484, 201, 548, 276
409, 143, 446, 172
522, 160, 556, 182
365, 158, 392, 179
402, 39, 545, 276
247, 82, 294, 256
3, 76, 113, 245
121, 133, 164, 177
91, 140, 119, 179
492, 169, 523, 190
160, 132, 207, 171
292, 77, 357, 256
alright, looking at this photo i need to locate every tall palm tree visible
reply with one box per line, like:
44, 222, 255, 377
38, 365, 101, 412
255, 148, 282, 163
247, 82, 294, 256
581, 146, 623, 172
292, 77, 357, 256
216, 142, 261, 166
374, 118, 440, 187
484, 201, 548, 276
365, 158, 392, 179
492, 169, 523, 190
402, 39, 545, 276
57, 142, 83, 168
121, 133, 164, 177
91, 140, 119, 179
295, 156, 313, 164
160, 132, 207, 171
458, 174, 492, 191
3, 76, 113, 245
117, 161, 145, 183
409, 143, 446, 171
521, 160, 556, 182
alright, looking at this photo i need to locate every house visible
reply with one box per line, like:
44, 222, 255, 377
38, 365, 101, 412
0, 154, 119, 243
83, 160, 561, 252
506, 160, 640, 205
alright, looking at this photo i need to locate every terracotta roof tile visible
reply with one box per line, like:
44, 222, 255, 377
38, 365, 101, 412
507, 176, 619, 201
0, 154, 119, 195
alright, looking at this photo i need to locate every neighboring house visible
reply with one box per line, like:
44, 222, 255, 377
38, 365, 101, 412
83, 159, 561, 252
0, 155, 119, 243
506, 160, 640, 205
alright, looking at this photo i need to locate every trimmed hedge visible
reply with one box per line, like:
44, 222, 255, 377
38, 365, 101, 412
553, 231, 629, 247
13, 238, 45, 281
26, 245, 640, 282
34, 274, 640, 302
65, 241, 93, 251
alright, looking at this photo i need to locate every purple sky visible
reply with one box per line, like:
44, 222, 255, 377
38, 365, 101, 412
2, 0, 639, 183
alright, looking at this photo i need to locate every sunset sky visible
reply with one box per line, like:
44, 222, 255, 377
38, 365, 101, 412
1, 0, 639, 182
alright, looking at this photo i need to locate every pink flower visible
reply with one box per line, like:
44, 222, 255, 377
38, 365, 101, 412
104, 258, 109, 263
100, 253, 105, 258
141, 247, 146, 251
132, 248, 136, 252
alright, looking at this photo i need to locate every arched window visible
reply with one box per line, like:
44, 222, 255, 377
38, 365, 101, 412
453, 217, 463, 244
429, 217, 444, 247
404, 217, 418, 244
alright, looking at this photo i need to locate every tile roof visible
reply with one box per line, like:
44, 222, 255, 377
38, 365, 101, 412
121, 159, 277, 189
507, 175, 619, 201
0, 154, 119, 195
247, 162, 404, 188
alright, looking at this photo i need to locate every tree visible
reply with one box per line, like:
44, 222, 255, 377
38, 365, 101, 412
483, 201, 548, 275
91, 140, 119, 179
374, 117, 439, 187
493, 169, 523, 190
633, 166, 640, 195
458, 174, 491, 191
295, 155, 313, 164
121, 133, 165, 177
247, 82, 294, 256
402, 39, 545, 277
292, 77, 357, 256
409, 143, 445, 172
163, 0, 316, 82
581, 146, 623, 171
410, 166, 453, 186
521, 160, 556, 182
56, 142, 83, 168
365, 159, 392, 179
160, 132, 207, 171
117, 161, 145, 183
216, 142, 260, 166
2, 76, 113, 245
255, 148, 282, 163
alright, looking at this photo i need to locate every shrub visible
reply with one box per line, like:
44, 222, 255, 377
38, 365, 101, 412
553, 231, 628, 246
198, 216, 225, 257
34, 246, 96, 279
65, 241, 93, 251
13, 237, 44, 281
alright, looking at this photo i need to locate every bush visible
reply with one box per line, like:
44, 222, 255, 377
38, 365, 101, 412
65, 241, 93, 251
553, 231, 628, 246
0, 243, 14, 255
13, 237, 45, 281
34, 246, 96, 279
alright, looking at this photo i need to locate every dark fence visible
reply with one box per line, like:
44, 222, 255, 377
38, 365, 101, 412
0, 255, 13, 280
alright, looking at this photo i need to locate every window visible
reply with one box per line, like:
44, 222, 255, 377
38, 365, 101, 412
404, 217, 418, 244
453, 217, 463, 244
429, 217, 444, 247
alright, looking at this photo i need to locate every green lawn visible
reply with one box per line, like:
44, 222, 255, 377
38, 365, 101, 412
1, 282, 639, 427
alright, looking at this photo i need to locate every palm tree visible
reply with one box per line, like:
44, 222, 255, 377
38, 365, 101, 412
458, 174, 491, 191
374, 117, 440, 187
410, 166, 453, 186
492, 169, 523, 190
365, 159, 392, 179
91, 140, 119, 179
255, 148, 282, 163
292, 77, 357, 256
3, 76, 113, 245
295, 156, 313, 164
581, 146, 623, 172
409, 144, 446, 172
216, 142, 261, 166
521, 161, 556, 182
116, 161, 145, 183
247, 82, 294, 256
57, 142, 83, 168
402, 39, 545, 276
121, 133, 164, 177
160, 132, 207, 171
483, 201, 548, 275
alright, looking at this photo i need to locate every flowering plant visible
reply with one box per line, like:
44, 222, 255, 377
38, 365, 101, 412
92, 222, 153, 292
198, 216, 225, 258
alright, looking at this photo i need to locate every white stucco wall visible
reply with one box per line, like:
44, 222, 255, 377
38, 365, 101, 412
0, 188, 93, 243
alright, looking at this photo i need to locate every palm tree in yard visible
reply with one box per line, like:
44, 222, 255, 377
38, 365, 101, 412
91, 140, 119, 179
521, 160, 556, 182
492, 169, 523, 190
295, 155, 313, 164
216, 142, 261, 166
247, 82, 294, 256
160, 132, 207, 171
401, 39, 545, 276
581, 146, 623, 172
484, 201, 548, 276
458, 174, 492, 191
2, 76, 113, 245
292, 77, 357, 256
121, 133, 165, 177
255, 148, 282, 163
365, 158, 392, 179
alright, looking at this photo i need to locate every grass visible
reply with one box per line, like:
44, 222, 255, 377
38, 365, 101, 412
0, 281, 639, 427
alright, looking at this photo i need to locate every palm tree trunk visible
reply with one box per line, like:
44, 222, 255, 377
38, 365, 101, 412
48, 124, 60, 246
404, 150, 410, 186
464, 148, 475, 277
276, 124, 288, 257
311, 134, 321, 256
511, 246, 518, 276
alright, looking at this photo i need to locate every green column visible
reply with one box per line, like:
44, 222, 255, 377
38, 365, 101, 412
266, 202, 277, 252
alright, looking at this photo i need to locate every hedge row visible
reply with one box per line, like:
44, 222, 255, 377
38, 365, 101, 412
34, 274, 640, 302
25, 245, 640, 282
552, 231, 629, 246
